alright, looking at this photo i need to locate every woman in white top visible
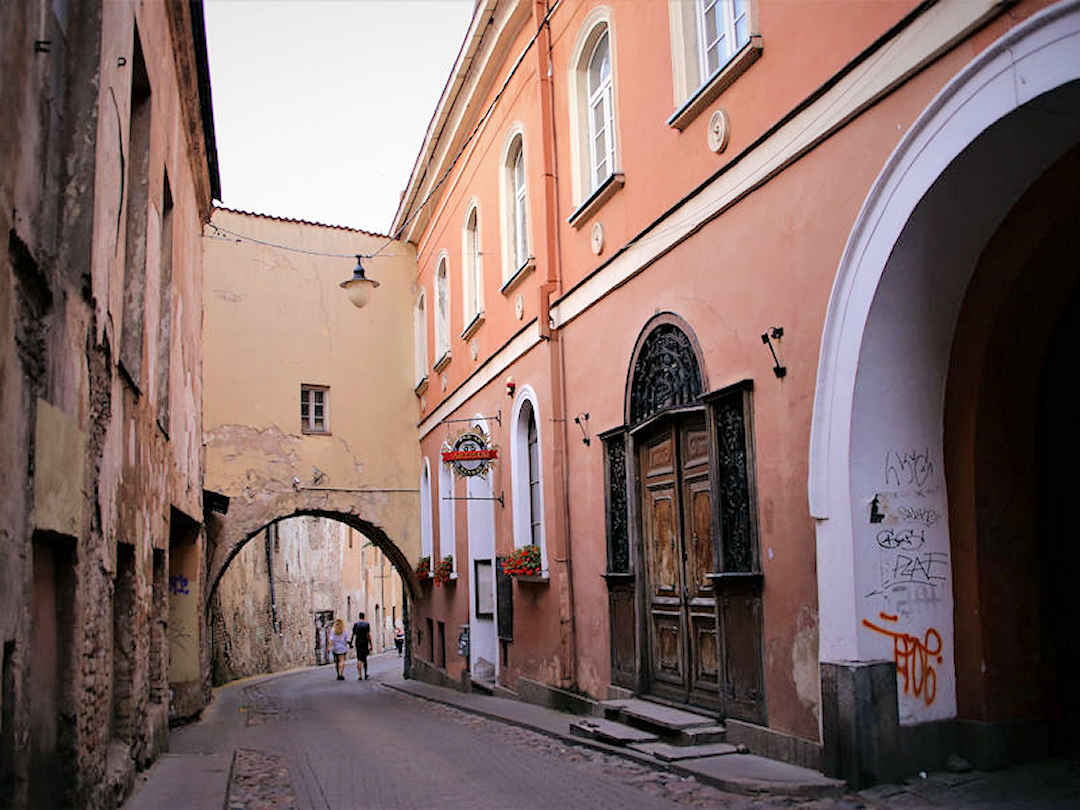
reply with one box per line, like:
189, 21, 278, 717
329, 618, 349, 680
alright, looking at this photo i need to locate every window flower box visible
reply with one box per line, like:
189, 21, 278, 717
433, 555, 456, 586
500, 544, 543, 578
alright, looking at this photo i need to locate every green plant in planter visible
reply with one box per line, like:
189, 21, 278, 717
433, 555, 455, 586
501, 544, 542, 577
416, 555, 431, 579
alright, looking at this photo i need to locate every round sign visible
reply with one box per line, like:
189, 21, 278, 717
441, 428, 498, 478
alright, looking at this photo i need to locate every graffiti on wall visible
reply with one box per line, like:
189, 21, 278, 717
862, 612, 942, 706
862, 447, 952, 718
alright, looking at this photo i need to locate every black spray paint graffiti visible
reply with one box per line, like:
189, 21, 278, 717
876, 528, 926, 550
898, 504, 939, 526
884, 448, 935, 489
866, 551, 949, 597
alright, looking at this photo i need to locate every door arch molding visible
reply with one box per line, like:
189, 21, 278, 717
808, 0, 1080, 724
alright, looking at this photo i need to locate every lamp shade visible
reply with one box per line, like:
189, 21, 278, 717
340, 256, 380, 309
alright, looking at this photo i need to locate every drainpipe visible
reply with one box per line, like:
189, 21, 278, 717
535, 0, 577, 689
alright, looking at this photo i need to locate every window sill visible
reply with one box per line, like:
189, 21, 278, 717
668, 36, 763, 132
601, 572, 634, 583
568, 172, 625, 230
301, 428, 332, 436
433, 351, 451, 373
500, 257, 535, 295
460, 312, 485, 342
414, 376, 429, 396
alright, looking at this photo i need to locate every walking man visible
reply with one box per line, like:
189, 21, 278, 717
351, 611, 373, 680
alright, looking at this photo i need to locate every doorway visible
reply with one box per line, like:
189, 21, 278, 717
639, 413, 718, 708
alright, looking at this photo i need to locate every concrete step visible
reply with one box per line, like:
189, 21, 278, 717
602, 698, 717, 735
568, 717, 660, 746
470, 678, 496, 695
629, 741, 743, 762
676, 724, 728, 746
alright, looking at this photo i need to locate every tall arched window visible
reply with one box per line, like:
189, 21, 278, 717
586, 30, 615, 191
698, 0, 749, 77
435, 255, 450, 364
414, 289, 428, 387
420, 458, 433, 563
568, 12, 623, 219
511, 387, 547, 571
462, 206, 483, 333
438, 454, 455, 572
509, 137, 529, 271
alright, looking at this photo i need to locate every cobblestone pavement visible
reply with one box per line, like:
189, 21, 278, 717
127, 655, 1080, 810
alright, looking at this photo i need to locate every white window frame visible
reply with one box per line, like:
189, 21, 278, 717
586, 32, 615, 192
461, 203, 484, 334
567, 9, 622, 210
300, 384, 329, 434
499, 127, 535, 286
414, 289, 428, 388
667, 0, 759, 130
420, 457, 434, 563
434, 253, 451, 366
510, 385, 547, 573
438, 454, 456, 573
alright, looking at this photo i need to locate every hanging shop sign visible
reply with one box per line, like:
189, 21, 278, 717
441, 426, 498, 478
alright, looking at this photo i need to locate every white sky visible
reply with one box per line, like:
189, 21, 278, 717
204, 0, 474, 234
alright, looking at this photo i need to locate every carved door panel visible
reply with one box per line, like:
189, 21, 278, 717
718, 579, 765, 724
641, 429, 687, 695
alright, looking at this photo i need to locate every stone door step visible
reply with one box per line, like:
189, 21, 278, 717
602, 698, 716, 732
569, 717, 660, 745
629, 741, 743, 761
470, 678, 496, 695
676, 724, 728, 746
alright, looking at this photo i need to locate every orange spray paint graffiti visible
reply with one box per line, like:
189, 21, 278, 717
862, 612, 943, 706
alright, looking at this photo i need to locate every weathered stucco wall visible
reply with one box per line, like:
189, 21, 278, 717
0, 0, 216, 806
202, 208, 420, 626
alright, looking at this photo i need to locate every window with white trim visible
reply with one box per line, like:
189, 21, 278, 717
511, 389, 547, 571
435, 257, 450, 362
462, 206, 483, 329
586, 31, 615, 192
510, 137, 529, 271
667, 0, 758, 129
420, 459, 433, 563
698, 0, 748, 78
414, 290, 428, 387
300, 385, 329, 434
438, 456, 455, 572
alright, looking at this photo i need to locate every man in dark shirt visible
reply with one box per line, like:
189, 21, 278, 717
350, 612, 373, 680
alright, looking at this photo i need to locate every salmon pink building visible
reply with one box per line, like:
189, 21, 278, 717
393, 0, 1080, 785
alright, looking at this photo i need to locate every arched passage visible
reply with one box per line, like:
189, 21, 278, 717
810, 0, 1080, 780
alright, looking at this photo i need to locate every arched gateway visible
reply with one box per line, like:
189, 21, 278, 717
810, 0, 1080, 783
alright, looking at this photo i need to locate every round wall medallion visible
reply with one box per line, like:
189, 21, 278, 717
707, 109, 731, 154
470, 338, 479, 361
441, 374, 448, 392
515, 294, 524, 320
590, 222, 604, 255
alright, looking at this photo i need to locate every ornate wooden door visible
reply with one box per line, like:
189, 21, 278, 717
640, 415, 721, 707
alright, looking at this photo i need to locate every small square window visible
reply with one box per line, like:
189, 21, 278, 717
301, 385, 329, 434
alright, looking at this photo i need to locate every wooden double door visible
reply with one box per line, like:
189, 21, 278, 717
639, 413, 722, 708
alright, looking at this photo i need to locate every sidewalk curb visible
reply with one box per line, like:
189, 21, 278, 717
382, 681, 845, 799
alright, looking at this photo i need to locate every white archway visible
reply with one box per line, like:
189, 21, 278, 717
809, 0, 1080, 728
509, 384, 547, 573
466, 415, 498, 682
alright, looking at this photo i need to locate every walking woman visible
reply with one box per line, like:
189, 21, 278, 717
329, 618, 349, 680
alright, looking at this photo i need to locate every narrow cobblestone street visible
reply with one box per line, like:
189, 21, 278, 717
123, 653, 843, 810
124, 652, 1080, 810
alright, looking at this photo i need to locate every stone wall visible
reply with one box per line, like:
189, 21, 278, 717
0, 1, 217, 807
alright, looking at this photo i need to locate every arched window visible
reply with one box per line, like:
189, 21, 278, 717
438, 454, 455, 572
568, 12, 623, 219
435, 255, 450, 364
511, 387, 546, 571
507, 135, 529, 274
462, 205, 483, 333
414, 289, 428, 387
420, 458, 433, 564
586, 31, 615, 191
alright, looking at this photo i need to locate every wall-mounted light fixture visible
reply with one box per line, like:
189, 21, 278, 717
761, 326, 786, 378
340, 255, 380, 309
